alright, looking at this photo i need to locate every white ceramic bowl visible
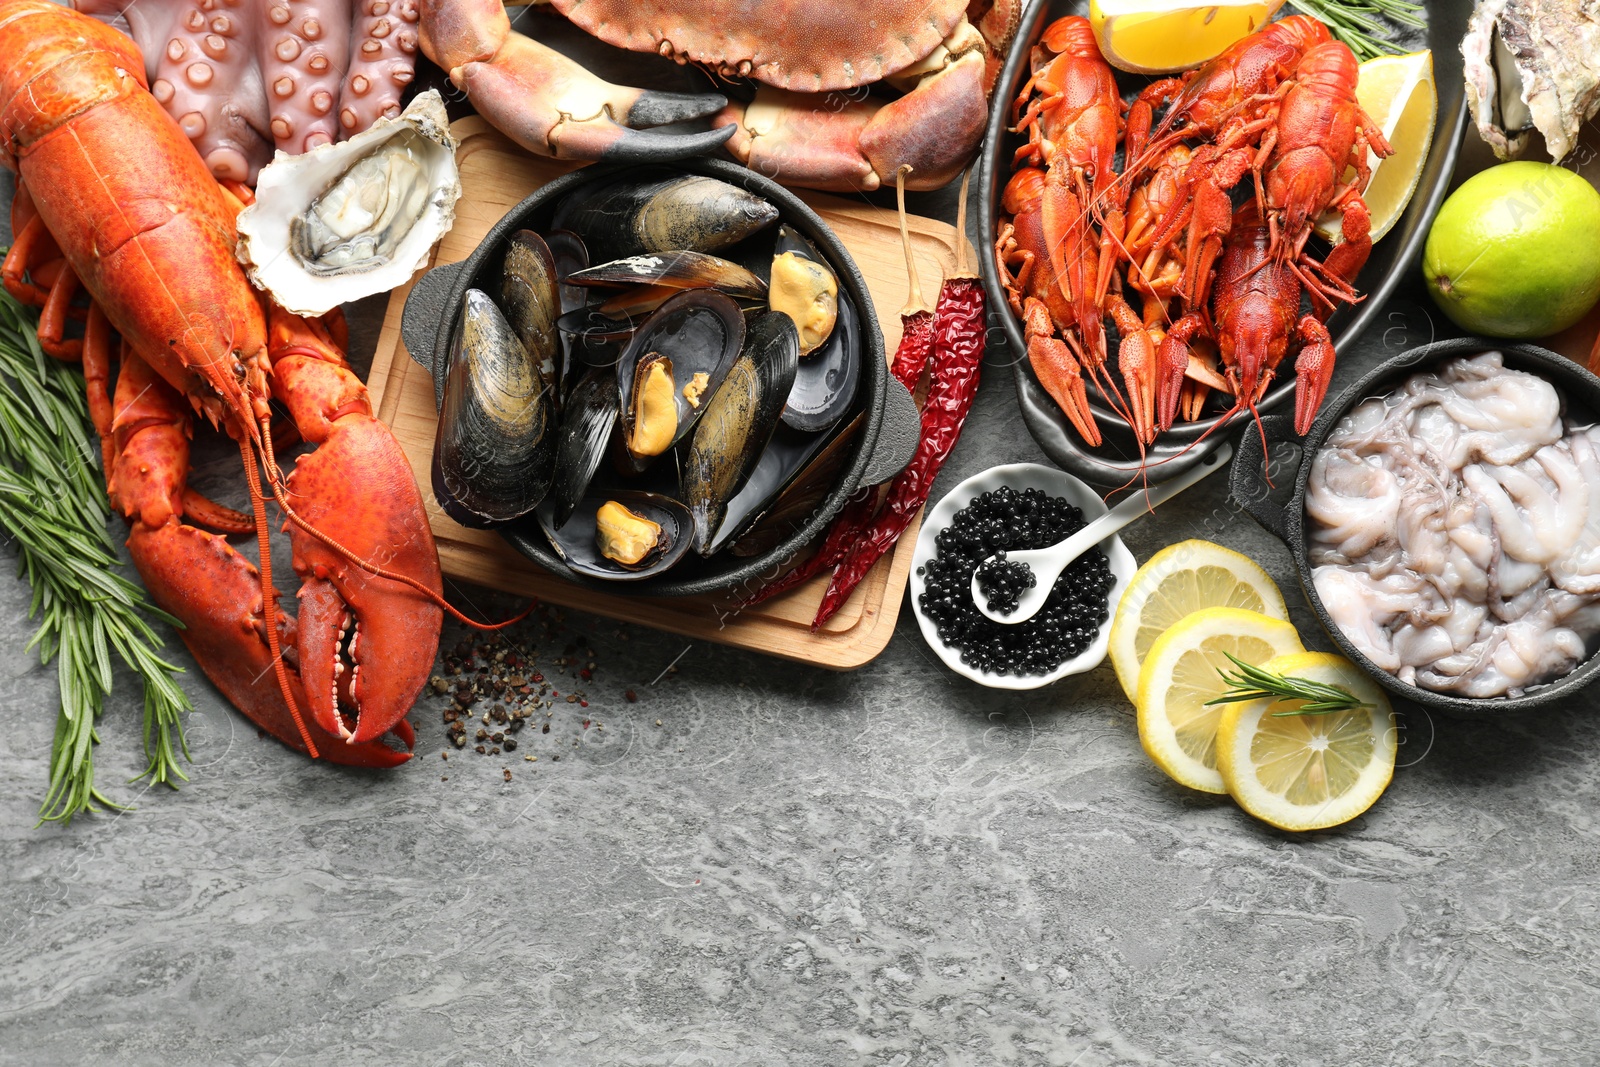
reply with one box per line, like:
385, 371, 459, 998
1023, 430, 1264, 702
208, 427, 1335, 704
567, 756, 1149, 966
910, 463, 1137, 690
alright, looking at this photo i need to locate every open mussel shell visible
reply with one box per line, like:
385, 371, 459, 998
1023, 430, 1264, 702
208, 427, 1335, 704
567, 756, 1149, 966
500, 230, 560, 388
769, 225, 840, 357
537, 490, 693, 581
615, 290, 746, 471
548, 368, 619, 529
551, 169, 780, 263
781, 290, 861, 433
720, 415, 865, 557
682, 312, 801, 556
432, 289, 555, 527
544, 229, 590, 401
568, 251, 767, 300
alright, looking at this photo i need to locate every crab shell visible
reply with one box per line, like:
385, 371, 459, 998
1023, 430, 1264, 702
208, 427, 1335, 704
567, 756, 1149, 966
236, 90, 461, 316
547, 0, 971, 92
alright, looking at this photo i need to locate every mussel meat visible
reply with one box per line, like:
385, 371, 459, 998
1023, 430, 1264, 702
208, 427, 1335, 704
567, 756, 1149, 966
551, 169, 780, 263
595, 500, 666, 568
433, 289, 555, 527
538, 490, 693, 581
681, 312, 801, 555
568, 251, 767, 300
768, 226, 839, 356
615, 290, 746, 469
548, 369, 619, 529
781, 290, 861, 434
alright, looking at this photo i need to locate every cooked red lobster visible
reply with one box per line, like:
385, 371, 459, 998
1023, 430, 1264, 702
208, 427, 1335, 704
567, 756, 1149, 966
0, 0, 454, 766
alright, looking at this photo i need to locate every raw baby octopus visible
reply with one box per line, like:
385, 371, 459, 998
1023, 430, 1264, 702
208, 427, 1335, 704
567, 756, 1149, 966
1307, 352, 1600, 698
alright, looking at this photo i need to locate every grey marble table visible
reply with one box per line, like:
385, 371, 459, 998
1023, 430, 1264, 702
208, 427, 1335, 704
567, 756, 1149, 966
4, 96, 1599, 1066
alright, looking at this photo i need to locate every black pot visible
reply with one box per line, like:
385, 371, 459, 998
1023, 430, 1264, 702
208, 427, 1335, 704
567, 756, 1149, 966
401, 158, 922, 597
976, 0, 1471, 487
1231, 337, 1600, 715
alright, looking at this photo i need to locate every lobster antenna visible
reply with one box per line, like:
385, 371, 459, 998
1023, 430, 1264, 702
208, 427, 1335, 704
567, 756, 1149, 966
239, 436, 319, 759
895, 165, 931, 317
257, 417, 533, 632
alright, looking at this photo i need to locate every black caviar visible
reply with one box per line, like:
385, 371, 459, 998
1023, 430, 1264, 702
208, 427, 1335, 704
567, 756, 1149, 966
918, 486, 1114, 676
975, 552, 1036, 616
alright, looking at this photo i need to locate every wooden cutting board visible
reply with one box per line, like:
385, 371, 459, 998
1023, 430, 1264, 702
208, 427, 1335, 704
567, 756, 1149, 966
367, 118, 965, 669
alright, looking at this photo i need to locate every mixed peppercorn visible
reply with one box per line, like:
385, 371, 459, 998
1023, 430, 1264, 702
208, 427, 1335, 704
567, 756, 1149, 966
428, 603, 666, 782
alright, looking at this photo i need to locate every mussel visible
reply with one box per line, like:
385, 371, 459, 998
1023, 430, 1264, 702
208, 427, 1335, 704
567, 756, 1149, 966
551, 170, 780, 263
768, 226, 839, 356
538, 490, 693, 581
547, 368, 618, 529
681, 312, 801, 555
433, 289, 555, 527
499, 230, 561, 402
544, 229, 590, 400
568, 251, 767, 300
726, 417, 863, 557
782, 290, 861, 433
615, 290, 746, 469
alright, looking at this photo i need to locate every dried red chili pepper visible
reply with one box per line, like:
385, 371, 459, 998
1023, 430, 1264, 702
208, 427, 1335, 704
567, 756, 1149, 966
741, 168, 935, 608
812, 173, 986, 630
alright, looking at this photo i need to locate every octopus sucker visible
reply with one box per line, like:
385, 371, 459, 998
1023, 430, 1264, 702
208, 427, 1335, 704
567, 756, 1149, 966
76, 0, 417, 181
1309, 353, 1600, 698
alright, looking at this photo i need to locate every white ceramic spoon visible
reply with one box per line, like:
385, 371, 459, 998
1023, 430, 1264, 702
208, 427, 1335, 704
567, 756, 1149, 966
971, 442, 1234, 624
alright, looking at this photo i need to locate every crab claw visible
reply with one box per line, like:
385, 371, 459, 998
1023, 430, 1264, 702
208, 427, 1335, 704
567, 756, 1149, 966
267, 309, 444, 746
110, 349, 413, 767
419, 0, 730, 162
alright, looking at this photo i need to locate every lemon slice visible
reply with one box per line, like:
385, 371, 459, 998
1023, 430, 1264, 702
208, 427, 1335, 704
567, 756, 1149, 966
1110, 540, 1289, 702
1089, 0, 1285, 75
1316, 50, 1437, 245
1136, 607, 1304, 793
1216, 652, 1397, 831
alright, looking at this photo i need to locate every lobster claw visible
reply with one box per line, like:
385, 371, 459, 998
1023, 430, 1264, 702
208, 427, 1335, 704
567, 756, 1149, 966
267, 309, 444, 746
1293, 315, 1336, 437
110, 349, 414, 767
419, 0, 732, 163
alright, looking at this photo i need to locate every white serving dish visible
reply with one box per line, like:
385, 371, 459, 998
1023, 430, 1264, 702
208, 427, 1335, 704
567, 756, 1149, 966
909, 463, 1137, 690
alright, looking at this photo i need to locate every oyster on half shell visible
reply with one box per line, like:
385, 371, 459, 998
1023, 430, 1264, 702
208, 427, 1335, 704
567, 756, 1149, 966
1464, 0, 1600, 163
237, 90, 461, 315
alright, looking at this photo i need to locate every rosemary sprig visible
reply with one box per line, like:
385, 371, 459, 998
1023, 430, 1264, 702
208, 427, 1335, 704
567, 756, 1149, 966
1288, 0, 1426, 63
0, 279, 193, 824
1205, 652, 1374, 717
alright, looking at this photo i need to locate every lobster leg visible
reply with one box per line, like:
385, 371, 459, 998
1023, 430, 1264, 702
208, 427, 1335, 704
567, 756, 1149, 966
109, 347, 413, 768
264, 308, 444, 745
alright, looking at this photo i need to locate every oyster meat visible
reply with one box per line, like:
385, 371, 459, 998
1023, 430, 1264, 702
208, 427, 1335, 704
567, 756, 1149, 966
237, 90, 461, 315
1463, 0, 1600, 162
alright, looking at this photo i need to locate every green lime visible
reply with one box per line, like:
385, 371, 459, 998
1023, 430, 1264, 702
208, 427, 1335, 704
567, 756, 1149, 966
1423, 161, 1600, 339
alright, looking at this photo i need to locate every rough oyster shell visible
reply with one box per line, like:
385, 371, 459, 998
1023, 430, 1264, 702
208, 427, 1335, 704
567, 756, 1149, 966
236, 90, 461, 315
1463, 0, 1600, 163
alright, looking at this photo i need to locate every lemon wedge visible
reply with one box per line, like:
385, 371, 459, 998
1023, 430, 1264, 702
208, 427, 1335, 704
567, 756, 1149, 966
1135, 607, 1304, 793
1216, 652, 1397, 831
1109, 540, 1289, 702
1089, 0, 1285, 75
1316, 49, 1437, 245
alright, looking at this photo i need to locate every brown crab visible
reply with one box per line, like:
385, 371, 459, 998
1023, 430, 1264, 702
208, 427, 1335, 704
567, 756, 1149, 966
419, 0, 1020, 190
